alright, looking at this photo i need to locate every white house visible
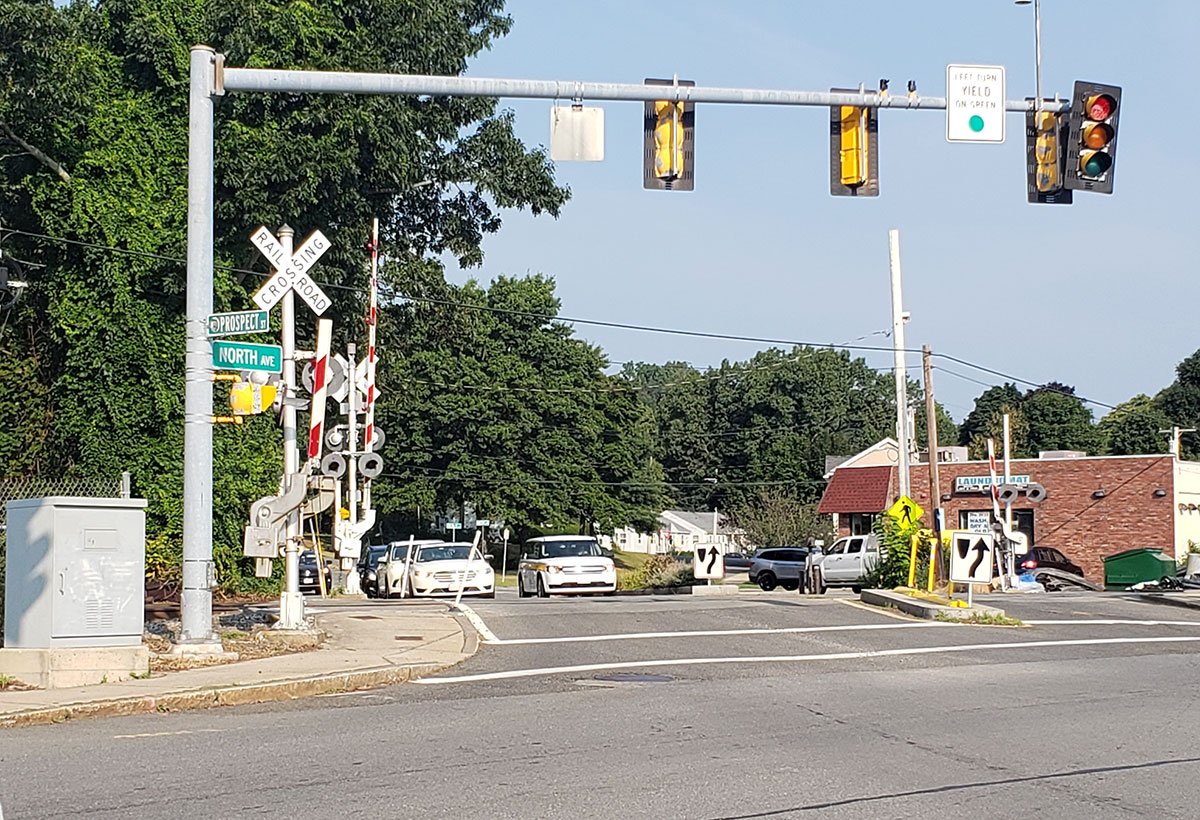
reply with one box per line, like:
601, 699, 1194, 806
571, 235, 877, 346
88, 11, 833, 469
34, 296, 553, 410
609, 510, 748, 555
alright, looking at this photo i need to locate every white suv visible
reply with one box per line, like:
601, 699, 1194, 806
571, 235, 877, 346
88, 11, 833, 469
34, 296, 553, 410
517, 536, 616, 597
811, 534, 880, 593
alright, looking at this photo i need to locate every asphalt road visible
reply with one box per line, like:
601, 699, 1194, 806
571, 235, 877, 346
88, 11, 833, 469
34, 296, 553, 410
5, 590, 1200, 819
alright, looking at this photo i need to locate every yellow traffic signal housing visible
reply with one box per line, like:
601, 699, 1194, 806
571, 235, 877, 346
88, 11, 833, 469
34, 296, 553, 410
230, 380, 279, 415
643, 78, 694, 191
1024, 104, 1072, 204
829, 89, 879, 197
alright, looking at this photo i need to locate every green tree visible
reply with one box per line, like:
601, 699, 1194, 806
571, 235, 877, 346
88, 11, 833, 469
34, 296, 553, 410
966, 404, 1030, 460
1156, 349, 1200, 458
729, 490, 833, 549
1098, 394, 1170, 455
1022, 384, 1099, 454
959, 383, 1023, 447
0, 0, 568, 587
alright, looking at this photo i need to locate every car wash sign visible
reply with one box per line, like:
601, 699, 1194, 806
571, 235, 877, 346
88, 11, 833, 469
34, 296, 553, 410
955, 475, 1031, 493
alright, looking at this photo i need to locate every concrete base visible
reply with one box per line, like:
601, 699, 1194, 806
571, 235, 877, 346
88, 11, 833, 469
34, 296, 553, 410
691, 584, 740, 596
167, 640, 237, 661
0, 646, 149, 689
861, 589, 1006, 621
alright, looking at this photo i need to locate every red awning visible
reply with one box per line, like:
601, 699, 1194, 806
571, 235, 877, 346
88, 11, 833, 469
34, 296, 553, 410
817, 465, 893, 514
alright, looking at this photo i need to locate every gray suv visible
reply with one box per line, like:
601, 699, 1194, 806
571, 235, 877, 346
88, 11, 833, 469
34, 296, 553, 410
748, 548, 811, 591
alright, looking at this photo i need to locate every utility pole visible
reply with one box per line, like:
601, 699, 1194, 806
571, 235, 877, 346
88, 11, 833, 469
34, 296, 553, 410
278, 225, 304, 629
922, 345, 941, 516
889, 229, 910, 500
1161, 426, 1196, 458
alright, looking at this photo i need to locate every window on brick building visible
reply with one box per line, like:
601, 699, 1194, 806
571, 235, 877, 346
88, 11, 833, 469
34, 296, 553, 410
848, 513, 875, 535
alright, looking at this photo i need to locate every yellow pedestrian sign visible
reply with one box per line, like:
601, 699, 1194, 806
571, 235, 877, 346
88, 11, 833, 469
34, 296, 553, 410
887, 495, 923, 527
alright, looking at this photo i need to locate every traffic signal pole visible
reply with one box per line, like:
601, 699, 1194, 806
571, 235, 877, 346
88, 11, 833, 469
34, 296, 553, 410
182, 49, 1071, 641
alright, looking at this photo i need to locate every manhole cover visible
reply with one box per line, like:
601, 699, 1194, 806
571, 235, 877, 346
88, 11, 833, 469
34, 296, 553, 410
350, 615, 382, 621
593, 673, 675, 683
394, 635, 422, 641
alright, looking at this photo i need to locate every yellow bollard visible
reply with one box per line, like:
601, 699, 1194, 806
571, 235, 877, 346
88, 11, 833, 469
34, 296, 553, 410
927, 536, 936, 592
907, 534, 918, 588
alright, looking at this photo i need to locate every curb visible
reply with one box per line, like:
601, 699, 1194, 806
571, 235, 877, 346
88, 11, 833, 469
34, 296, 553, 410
1131, 593, 1200, 612
860, 589, 1005, 621
0, 660, 453, 730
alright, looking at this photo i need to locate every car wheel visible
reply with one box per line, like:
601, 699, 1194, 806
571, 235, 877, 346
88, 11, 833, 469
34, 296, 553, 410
781, 581, 798, 591
482, 588, 496, 599
851, 586, 862, 594
758, 572, 777, 592
536, 574, 550, 598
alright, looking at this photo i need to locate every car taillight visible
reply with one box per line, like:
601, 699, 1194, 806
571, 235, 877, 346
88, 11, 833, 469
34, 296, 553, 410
1020, 560, 1037, 570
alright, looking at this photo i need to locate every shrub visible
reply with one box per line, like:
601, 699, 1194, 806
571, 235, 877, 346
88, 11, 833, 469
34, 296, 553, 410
617, 555, 695, 590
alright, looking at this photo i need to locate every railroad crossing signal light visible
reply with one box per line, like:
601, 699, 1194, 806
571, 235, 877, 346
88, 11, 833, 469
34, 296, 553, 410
643, 78, 694, 191
229, 380, 279, 415
829, 89, 879, 197
1065, 81, 1121, 194
1024, 102, 1072, 204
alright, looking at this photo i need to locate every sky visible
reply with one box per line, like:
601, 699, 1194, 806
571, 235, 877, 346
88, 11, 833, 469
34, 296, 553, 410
440, 0, 1195, 424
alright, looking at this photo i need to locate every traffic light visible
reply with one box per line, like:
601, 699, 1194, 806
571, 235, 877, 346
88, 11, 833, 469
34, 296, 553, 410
1024, 101, 1072, 204
1065, 81, 1121, 194
643, 78, 694, 191
229, 380, 280, 415
829, 88, 879, 197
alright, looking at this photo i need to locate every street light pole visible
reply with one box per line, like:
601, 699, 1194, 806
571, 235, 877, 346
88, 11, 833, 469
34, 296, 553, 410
1017, 0, 1044, 111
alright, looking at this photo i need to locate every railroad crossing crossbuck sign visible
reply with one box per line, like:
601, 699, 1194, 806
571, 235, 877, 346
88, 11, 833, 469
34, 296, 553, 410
950, 531, 994, 585
250, 226, 332, 315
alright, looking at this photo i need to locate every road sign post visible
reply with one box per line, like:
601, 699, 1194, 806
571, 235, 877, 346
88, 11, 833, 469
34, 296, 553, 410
946, 65, 1006, 143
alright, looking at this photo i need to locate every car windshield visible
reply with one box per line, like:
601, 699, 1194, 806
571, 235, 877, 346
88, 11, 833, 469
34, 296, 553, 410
415, 545, 476, 562
542, 541, 602, 558
390, 544, 412, 561
365, 547, 386, 567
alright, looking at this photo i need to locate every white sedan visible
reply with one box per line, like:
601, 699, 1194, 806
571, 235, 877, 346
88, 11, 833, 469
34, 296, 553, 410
406, 542, 495, 598
517, 536, 617, 598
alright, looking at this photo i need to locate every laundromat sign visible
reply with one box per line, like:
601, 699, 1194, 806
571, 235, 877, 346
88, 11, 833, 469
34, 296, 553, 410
954, 475, 1031, 493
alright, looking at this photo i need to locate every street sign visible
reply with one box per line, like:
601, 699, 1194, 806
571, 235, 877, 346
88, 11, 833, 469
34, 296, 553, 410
887, 495, 924, 527
950, 531, 994, 585
946, 65, 1006, 143
212, 340, 282, 373
476, 519, 491, 527
250, 226, 332, 315
207, 310, 269, 337
694, 544, 724, 580
446, 522, 463, 530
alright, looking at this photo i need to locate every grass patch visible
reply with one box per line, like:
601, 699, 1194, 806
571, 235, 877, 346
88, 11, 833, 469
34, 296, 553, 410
493, 575, 518, 588
936, 611, 1024, 626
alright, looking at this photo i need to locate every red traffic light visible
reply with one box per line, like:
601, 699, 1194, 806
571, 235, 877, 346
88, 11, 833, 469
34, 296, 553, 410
1086, 94, 1116, 121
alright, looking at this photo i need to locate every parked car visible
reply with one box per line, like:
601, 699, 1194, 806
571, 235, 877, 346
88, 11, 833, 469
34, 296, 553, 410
810, 534, 881, 593
358, 544, 388, 598
722, 552, 752, 571
375, 539, 447, 598
298, 550, 333, 595
518, 536, 617, 597
1019, 546, 1085, 589
406, 542, 495, 598
748, 548, 811, 591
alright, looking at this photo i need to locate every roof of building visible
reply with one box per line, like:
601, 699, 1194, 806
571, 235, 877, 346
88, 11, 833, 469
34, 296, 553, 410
817, 465, 893, 514
659, 510, 739, 535
822, 438, 900, 478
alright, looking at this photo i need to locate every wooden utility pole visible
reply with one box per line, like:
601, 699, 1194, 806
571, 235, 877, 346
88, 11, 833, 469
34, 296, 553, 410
923, 345, 944, 583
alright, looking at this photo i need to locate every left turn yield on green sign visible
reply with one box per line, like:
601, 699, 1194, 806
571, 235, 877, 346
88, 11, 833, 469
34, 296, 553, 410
212, 340, 282, 373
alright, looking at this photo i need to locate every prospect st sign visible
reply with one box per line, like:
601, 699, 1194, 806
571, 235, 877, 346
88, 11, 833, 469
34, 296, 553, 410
250, 226, 332, 315
206, 309, 269, 337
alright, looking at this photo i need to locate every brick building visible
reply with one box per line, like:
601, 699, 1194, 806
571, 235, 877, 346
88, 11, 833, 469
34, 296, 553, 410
818, 439, 1200, 583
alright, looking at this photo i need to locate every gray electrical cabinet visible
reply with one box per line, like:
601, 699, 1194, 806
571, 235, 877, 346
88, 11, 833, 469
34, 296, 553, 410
4, 496, 147, 648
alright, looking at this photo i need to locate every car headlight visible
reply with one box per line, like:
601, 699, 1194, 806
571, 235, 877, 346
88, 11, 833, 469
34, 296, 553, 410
414, 569, 428, 578
548, 564, 564, 573
367, 571, 376, 580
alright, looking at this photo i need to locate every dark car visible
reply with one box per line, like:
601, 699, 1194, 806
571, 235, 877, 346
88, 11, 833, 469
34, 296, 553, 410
298, 550, 333, 594
1019, 546, 1085, 589
722, 552, 752, 571
748, 547, 810, 591
358, 544, 388, 598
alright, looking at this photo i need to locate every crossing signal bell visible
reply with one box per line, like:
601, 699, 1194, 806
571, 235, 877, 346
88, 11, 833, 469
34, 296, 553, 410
643, 78, 694, 191
829, 89, 879, 197
1025, 102, 1072, 205
1066, 81, 1120, 194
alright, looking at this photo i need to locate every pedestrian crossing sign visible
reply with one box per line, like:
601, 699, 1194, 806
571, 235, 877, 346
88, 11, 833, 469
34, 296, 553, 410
887, 495, 924, 526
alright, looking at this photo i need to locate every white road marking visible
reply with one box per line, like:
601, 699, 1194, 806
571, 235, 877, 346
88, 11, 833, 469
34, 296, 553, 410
1024, 619, 1200, 627
114, 728, 224, 739
483, 621, 945, 646
415, 636, 1200, 685
452, 602, 500, 645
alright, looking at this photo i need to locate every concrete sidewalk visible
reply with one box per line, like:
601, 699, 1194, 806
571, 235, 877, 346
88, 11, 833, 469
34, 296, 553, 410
0, 603, 475, 729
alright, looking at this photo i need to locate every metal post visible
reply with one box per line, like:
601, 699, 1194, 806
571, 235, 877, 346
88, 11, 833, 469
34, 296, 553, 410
501, 528, 510, 581
1033, 0, 1043, 113
345, 343, 360, 594
180, 45, 219, 648
1003, 413, 1015, 582
278, 225, 304, 629
922, 345, 943, 584
889, 229, 910, 501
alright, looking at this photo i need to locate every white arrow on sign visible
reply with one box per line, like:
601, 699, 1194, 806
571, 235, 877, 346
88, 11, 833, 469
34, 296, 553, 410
250, 226, 332, 315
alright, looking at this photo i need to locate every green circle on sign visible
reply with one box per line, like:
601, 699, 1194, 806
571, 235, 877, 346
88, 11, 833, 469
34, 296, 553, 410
969, 115, 985, 132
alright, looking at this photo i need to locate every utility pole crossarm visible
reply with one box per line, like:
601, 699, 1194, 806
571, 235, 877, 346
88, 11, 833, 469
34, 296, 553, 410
219, 66, 1066, 113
